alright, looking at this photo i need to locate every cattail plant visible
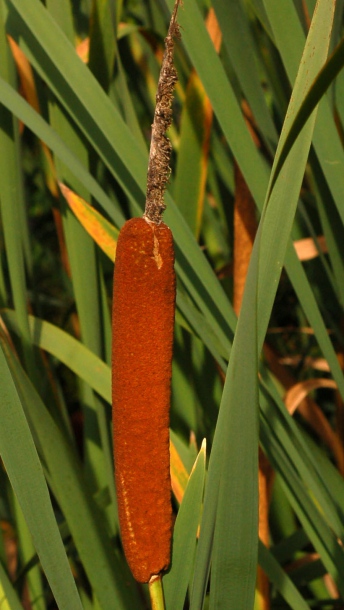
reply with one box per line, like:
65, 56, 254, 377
111, 0, 181, 601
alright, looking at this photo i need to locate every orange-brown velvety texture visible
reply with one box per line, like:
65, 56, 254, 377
112, 217, 176, 583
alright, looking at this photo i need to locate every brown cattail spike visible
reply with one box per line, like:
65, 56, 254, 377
144, 0, 181, 224
112, 217, 176, 583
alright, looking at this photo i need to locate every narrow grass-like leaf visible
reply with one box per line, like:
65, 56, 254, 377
6, 0, 343, 405
45, 3, 102, 361
258, 385, 344, 579
208, 234, 260, 610
3, 301, 226, 423
263, 0, 344, 229
59, 183, 119, 261
0, 77, 125, 225
0, 7, 34, 378
48, 83, 109, 514
258, 542, 311, 610
271, 529, 310, 564
0, 561, 23, 610
48, 46, 109, 491
115, 55, 148, 154
1, 5, 236, 357
290, 557, 326, 587
6, 0, 148, 198
259, 372, 344, 542
169, 439, 190, 505
1, 309, 193, 511
45, 0, 74, 40
4, 0, 233, 347
284, 243, 344, 400
260, 413, 344, 595
1, 329, 141, 610
0, 337, 83, 610
310, 158, 344, 309
192, 1, 335, 608
270, 36, 344, 191
300, 427, 344, 526
164, 0, 269, 209
191, 225, 261, 610
176, 292, 228, 367
212, 0, 278, 154
164, 441, 206, 610
88, 0, 116, 92
12, 495, 46, 610
162, 0, 344, 405
256, 0, 336, 343
174, 71, 211, 238
249, 0, 274, 40
2, 309, 111, 401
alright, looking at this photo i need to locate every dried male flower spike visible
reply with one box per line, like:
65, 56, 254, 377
144, 0, 181, 224
112, 0, 181, 585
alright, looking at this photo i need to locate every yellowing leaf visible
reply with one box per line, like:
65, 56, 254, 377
8, 36, 58, 196
76, 38, 89, 64
59, 183, 118, 261
285, 378, 337, 415
8, 35, 40, 114
170, 440, 190, 504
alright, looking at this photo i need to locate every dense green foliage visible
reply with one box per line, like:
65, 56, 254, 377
1, 0, 344, 608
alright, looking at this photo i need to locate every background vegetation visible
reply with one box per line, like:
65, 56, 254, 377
1, 0, 344, 608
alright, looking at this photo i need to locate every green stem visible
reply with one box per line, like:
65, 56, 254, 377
149, 575, 166, 610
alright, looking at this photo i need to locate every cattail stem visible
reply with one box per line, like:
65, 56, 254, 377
149, 575, 166, 610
